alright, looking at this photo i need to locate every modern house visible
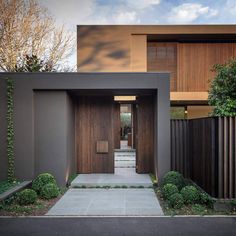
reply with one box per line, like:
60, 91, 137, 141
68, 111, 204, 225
1, 25, 236, 188
77, 25, 236, 118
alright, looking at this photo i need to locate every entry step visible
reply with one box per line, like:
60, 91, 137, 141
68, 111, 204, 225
70, 168, 153, 188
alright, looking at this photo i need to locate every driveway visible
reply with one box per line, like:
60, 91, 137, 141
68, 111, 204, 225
0, 217, 235, 236
47, 189, 163, 216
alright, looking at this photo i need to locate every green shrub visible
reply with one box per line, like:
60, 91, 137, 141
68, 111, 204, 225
208, 59, 236, 116
32, 173, 56, 193
161, 171, 185, 190
199, 192, 214, 206
231, 199, 236, 206
17, 189, 37, 205
181, 186, 200, 204
168, 193, 184, 209
191, 204, 207, 215
162, 183, 179, 200
40, 183, 59, 199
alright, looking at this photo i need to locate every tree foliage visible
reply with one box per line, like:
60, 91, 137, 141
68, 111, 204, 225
15, 54, 54, 72
208, 59, 236, 116
0, 0, 74, 72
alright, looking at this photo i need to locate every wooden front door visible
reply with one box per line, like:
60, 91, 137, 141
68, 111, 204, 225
76, 96, 115, 173
135, 96, 154, 173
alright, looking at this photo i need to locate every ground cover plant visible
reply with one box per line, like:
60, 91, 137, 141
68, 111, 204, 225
0, 180, 18, 194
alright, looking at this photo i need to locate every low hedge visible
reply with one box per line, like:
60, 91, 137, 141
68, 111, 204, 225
180, 186, 200, 204
161, 171, 185, 190
17, 189, 37, 205
32, 173, 56, 193
168, 193, 184, 209
162, 183, 179, 200
40, 183, 59, 199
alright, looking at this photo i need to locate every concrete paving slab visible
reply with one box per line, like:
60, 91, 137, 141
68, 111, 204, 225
47, 189, 163, 216
71, 168, 153, 187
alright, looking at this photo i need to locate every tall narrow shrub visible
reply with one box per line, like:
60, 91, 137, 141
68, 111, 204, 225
6, 78, 15, 182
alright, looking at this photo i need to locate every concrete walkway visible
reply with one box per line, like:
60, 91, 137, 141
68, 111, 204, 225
47, 189, 163, 216
47, 152, 163, 216
71, 168, 153, 187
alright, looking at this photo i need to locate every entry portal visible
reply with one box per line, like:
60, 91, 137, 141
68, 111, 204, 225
76, 95, 154, 174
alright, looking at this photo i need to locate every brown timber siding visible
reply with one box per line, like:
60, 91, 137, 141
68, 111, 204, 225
148, 42, 236, 92
171, 117, 236, 198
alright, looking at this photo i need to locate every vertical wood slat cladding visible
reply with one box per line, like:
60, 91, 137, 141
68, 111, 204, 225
147, 43, 177, 91
171, 117, 236, 198
170, 120, 190, 178
177, 43, 236, 92
218, 117, 236, 198
76, 96, 114, 173
147, 42, 236, 92
136, 96, 154, 173
113, 103, 120, 149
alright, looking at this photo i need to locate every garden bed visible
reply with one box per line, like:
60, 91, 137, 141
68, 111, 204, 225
154, 171, 236, 216
0, 173, 67, 216
156, 189, 236, 216
0, 194, 62, 216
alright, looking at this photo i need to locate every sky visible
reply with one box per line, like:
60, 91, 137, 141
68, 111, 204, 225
39, 0, 236, 67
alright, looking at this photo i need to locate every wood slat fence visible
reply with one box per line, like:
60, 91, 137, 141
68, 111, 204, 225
171, 117, 236, 198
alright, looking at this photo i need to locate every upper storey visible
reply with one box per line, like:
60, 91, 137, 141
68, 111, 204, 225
77, 25, 236, 93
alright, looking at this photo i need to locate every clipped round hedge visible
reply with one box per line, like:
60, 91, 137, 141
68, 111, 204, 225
199, 192, 214, 206
180, 186, 200, 204
17, 189, 37, 205
40, 183, 59, 199
168, 193, 184, 209
32, 173, 56, 193
161, 171, 185, 190
162, 183, 179, 200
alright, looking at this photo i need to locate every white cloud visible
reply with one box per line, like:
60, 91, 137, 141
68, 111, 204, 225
168, 3, 218, 24
126, 0, 161, 9
114, 11, 139, 24
226, 0, 236, 15
40, 0, 141, 25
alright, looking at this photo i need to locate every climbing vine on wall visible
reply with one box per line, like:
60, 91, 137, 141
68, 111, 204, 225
6, 78, 15, 182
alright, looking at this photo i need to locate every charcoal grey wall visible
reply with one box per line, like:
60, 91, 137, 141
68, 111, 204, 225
0, 72, 170, 185
0, 79, 7, 181
66, 94, 76, 181
34, 91, 75, 186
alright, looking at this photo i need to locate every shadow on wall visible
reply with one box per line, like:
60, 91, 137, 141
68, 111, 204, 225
77, 26, 130, 71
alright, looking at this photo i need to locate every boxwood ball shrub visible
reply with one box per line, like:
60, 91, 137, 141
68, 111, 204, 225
40, 183, 59, 199
161, 171, 185, 190
32, 173, 56, 193
180, 186, 200, 204
162, 183, 179, 200
17, 189, 37, 205
199, 192, 214, 206
168, 193, 184, 209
